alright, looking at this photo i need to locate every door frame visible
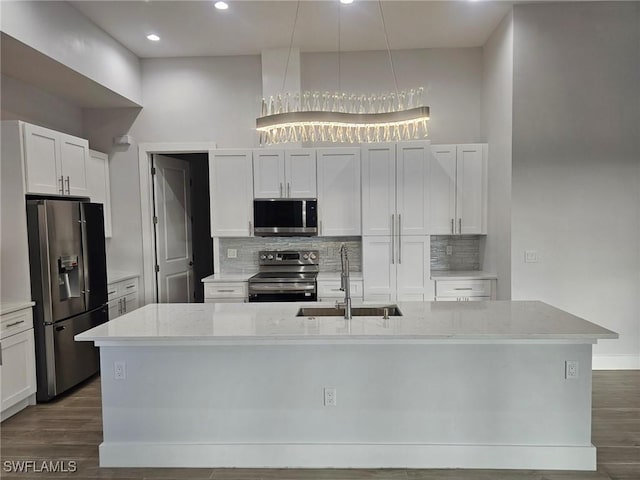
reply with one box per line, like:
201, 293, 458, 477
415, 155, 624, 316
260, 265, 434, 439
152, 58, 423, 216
138, 142, 217, 304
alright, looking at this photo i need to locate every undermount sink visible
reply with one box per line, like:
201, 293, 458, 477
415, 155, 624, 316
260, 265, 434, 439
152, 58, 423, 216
296, 305, 403, 318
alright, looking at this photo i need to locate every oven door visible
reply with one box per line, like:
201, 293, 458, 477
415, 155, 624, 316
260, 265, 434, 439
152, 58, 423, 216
248, 282, 317, 302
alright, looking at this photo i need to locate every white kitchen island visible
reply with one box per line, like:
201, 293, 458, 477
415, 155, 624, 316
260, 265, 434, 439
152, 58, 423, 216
76, 301, 617, 471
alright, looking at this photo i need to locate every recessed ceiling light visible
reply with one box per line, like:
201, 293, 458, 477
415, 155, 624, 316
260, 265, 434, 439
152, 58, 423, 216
340, 0, 354, 4
146, 33, 160, 41
214, 1, 229, 10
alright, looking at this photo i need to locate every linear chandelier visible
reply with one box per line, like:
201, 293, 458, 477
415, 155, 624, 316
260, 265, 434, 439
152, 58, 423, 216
256, 1, 430, 145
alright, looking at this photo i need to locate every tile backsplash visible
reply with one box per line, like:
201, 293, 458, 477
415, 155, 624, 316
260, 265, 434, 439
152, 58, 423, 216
218, 237, 362, 273
430, 235, 481, 271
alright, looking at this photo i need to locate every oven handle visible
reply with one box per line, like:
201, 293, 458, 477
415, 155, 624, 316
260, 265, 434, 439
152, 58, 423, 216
249, 283, 316, 292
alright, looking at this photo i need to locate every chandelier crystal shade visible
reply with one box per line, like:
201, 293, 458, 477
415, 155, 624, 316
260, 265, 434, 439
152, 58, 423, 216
257, 89, 430, 145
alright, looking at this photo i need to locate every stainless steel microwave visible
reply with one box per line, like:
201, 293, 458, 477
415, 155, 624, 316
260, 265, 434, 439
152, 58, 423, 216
253, 198, 318, 236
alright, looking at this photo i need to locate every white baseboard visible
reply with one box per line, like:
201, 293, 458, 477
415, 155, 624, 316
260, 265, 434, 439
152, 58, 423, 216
99, 442, 596, 471
1, 397, 32, 422
592, 354, 640, 370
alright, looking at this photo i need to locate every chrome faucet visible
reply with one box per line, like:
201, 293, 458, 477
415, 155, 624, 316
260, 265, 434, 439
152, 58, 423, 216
338, 244, 352, 320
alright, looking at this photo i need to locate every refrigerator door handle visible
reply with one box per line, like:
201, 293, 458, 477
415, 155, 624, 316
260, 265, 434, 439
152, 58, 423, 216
80, 205, 90, 311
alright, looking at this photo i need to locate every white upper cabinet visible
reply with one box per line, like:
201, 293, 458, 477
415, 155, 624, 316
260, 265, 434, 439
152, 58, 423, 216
87, 150, 113, 238
317, 148, 361, 236
23, 123, 89, 197
253, 149, 316, 198
362, 141, 430, 237
429, 144, 487, 235
210, 150, 254, 237
285, 149, 316, 198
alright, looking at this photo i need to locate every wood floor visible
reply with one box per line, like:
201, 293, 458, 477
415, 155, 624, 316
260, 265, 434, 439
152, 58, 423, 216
1, 371, 638, 480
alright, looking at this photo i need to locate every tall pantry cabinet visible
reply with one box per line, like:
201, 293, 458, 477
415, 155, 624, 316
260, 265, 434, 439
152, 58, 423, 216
361, 142, 433, 302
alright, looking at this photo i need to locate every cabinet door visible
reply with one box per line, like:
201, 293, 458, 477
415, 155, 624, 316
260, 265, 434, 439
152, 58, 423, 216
210, 150, 254, 237
253, 150, 285, 198
397, 141, 430, 236
361, 144, 396, 236
59, 133, 89, 197
429, 145, 457, 234
22, 123, 62, 195
317, 148, 361, 236
285, 149, 316, 198
87, 150, 112, 237
396, 236, 433, 301
362, 236, 396, 302
0, 329, 36, 412
108, 298, 120, 320
456, 144, 486, 234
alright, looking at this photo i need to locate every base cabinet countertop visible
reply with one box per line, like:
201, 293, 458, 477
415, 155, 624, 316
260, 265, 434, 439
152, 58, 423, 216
76, 301, 616, 471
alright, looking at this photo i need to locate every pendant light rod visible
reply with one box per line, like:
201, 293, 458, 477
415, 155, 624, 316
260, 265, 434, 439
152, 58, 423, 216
378, 0, 399, 96
282, 0, 301, 95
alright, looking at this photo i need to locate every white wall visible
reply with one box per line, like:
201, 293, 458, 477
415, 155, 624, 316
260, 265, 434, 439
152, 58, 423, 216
302, 48, 483, 144
1, 74, 84, 137
481, 13, 513, 300
511, 3, 640, 368
0, 0, 141, 105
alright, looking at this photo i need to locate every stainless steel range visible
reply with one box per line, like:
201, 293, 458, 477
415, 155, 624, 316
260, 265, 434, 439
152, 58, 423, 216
248, 250, 319, 302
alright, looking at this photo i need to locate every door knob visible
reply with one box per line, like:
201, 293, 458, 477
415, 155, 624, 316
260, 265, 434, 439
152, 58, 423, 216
189, 261, 194, 266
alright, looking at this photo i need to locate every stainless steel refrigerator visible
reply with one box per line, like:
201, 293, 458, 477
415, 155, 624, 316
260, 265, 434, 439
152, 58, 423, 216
26, 199, 108, 402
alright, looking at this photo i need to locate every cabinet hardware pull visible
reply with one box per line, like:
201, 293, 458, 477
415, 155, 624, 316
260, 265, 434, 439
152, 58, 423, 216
124, 298, 127, 312
319, 220, 323, 236
6, 320, 25, 328
454, 288, 473, 290
287, 183, 291, 197
280, 183, 283, 197
391, 214, 395, 264
217, 289, 235, 293
249, 221, 253, 235
398, 214, 402, 264
118, 298, 122, 314
108, 290, 117, 295
459, 218, 462, 235
65, 176, 70, 195
59, 176, 64, 194
126, 285, 135, 289
451, 219, 454, 235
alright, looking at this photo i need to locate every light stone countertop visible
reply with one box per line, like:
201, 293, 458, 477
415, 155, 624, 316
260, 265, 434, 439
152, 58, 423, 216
431, 270, 498, 281
76, 301, 618, 346
108, 271, 140, 284
201, 273, 257, 283
0, 301, 35, 316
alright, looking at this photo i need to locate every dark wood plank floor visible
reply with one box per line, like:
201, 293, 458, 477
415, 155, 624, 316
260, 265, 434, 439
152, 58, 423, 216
1, 371, 638, 480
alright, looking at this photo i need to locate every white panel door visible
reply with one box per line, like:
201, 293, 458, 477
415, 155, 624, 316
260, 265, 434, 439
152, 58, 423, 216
397, 141, 430, 236
396, 236, 433, 301
362, 236, 396, 302
429, 145, 457, 234
59, 133, 89, 197
87, 150, 112, 237
456, 144, 486, 234
361, 144, 396, 236
210, 150, 253, 237
285, 149, 316, 198
154, 154, 194, 303
0, 329, 36, 412
317, 148, 361, 236
253, 150, 285, 198
22, 123, 62, 195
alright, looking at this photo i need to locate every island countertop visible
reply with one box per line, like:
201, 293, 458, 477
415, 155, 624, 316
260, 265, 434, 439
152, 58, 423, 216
76, 300, 617, 346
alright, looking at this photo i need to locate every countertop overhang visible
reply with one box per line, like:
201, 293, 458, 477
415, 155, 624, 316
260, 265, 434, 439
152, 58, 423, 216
75, 301, 618, 347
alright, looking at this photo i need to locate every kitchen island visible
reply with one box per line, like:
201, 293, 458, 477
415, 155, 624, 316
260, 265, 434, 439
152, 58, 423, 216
76, 301, 617, 471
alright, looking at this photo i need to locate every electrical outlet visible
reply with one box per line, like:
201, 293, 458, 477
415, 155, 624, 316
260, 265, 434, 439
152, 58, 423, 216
446, 246, 453, 256
525, 250, 540, 263
324, 387, 337, 407
565, 360, 579, 379
114, 361, 126, 380
227, 248, 237, 259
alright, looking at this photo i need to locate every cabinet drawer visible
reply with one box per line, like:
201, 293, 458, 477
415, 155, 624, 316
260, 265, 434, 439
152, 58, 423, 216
204, 283, 247, 299
318, 280, 363, 298
1, 309, 34, 340
436, 280, 492, 297
108, 277, 139, 300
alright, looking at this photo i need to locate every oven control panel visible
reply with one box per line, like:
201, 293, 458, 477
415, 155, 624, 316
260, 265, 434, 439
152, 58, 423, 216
258, 250, 319, 266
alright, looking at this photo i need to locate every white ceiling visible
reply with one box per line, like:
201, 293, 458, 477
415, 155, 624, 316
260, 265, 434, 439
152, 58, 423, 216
70, 1, 515, 58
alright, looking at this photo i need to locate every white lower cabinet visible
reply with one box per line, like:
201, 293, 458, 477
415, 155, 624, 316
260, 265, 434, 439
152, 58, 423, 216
108, 277, 140, 320
434, 279, 496, 302
1, 307, 36, 421
362, 236, 433, 302
317, 279, 363, 303
204, 282, 247, 303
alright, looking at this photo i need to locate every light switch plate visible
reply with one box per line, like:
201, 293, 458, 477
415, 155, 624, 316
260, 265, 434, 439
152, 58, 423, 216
227, 249, 237, 259
525, 250, 539, 263
446, 246, 453, 256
